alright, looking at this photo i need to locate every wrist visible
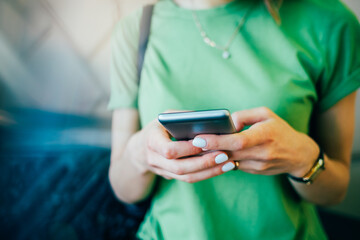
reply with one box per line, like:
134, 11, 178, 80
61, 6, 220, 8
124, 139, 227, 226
288, 146, 325, 185
289, 136, 320, 178
127, 131, 152, 174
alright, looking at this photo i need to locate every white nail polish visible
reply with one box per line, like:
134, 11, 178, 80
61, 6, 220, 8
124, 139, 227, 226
192, 137, 207, 148
222, 162, 235, 172
215, 153, 228, 164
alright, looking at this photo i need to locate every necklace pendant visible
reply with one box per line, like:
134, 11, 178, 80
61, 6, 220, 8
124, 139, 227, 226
222, 51, 230, 59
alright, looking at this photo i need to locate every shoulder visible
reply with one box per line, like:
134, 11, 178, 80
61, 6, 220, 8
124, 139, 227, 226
112, 7, 144, 42
284, 0, 357, 22
280, 0, 359, 46
313, 0, 358, 24
281, 0, 359, 26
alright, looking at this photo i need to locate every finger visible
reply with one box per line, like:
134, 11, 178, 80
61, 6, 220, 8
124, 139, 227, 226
235, 160, 275, 175
193, 128, 267, 151
158, 161, 236, 183
148, 150, 229, 175
148, 165, 173, 180
229, 144, 275, 161
148, 122, 202, 159
163, 109, 191, 113
231, 107, 275, 131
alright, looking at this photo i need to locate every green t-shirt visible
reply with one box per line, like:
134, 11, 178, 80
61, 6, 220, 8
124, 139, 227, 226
108, 0, 360, 239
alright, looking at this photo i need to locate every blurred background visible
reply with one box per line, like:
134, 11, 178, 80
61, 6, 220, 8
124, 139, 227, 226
0, 0, 359, 239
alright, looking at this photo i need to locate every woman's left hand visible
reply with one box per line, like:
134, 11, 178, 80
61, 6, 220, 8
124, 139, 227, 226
192, 107, 319, 177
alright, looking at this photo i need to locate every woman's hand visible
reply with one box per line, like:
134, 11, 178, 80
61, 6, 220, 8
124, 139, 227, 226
110, 93, 355, 205
133, 118, 237, 183
191, 107, 320, 178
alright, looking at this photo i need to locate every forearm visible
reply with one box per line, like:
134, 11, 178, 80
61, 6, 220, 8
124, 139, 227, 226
289, 154, 350, 206
292, 92, 356, 206
109, 160, 156, 204
109, 132, 156, 204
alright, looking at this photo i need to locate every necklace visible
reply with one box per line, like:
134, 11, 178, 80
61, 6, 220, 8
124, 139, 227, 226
191, 1, 254, 59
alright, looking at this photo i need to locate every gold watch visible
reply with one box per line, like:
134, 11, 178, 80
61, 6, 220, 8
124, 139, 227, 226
287, 148, 325, 185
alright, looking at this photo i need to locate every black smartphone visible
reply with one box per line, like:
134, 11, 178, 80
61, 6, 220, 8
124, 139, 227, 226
158, 109, 236, 140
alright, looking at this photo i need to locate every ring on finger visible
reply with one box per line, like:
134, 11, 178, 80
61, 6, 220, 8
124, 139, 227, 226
233, 161, 240, 170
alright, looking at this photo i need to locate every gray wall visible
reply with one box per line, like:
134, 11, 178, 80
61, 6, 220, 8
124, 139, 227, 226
0, 0, 121, 119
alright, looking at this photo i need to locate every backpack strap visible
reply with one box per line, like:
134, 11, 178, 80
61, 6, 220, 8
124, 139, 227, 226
137, 5, 154, 84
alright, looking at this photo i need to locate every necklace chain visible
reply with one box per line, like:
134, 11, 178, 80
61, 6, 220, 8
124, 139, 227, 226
191, 2, 254, 59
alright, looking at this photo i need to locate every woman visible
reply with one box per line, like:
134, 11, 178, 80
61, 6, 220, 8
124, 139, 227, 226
108, 0, 360, 239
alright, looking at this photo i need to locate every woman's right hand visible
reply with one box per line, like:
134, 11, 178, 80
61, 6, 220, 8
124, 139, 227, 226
131, 119, 236, 183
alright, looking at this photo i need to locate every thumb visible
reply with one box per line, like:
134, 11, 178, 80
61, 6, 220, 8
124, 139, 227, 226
231, 107, 275, 131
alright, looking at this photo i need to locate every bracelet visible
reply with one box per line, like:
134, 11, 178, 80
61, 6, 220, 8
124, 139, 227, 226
287, 148, 325, 185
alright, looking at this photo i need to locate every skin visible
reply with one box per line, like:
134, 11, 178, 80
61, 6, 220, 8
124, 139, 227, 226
108, 0, 357, 205
109, 92, 357, 205
172, 0, 235, 9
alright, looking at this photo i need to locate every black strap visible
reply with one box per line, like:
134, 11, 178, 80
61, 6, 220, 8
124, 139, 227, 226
137, 5, 154, 84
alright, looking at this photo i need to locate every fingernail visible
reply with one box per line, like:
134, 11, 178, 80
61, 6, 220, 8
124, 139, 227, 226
222, 162, 235, 172
215, 153, 228, 164
192, 137, 207, 148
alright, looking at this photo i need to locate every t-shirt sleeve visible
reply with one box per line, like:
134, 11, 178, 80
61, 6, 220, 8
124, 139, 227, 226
316, 8, 360, 112
108, 8, 143, 110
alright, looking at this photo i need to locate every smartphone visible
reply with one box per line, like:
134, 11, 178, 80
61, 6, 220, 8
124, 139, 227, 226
158, 109, 236, 140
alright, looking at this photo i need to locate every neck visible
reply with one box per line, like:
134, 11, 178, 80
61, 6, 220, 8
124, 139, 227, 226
172, 0, 235, 10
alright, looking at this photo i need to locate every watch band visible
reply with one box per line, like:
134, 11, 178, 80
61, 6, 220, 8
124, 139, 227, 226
287, 148, 325, 185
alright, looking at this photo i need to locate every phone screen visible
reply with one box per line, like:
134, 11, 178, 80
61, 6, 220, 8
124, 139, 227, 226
158, 109, 236, 140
